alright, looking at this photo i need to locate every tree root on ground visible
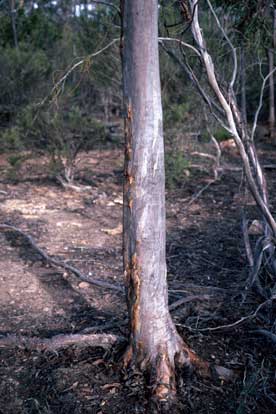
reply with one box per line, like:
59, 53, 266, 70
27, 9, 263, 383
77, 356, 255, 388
122, 344, 199, 400
0, 223, 124, 292
122, 338, 235, 401
0, 332, 123, 351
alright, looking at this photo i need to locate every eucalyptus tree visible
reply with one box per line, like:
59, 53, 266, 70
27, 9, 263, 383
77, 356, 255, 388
120, 0, 209, 400
172, 0, 276, 296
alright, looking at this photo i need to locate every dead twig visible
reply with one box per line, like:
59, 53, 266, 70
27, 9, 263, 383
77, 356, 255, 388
0, 224, 124, 292
82, 320, 128, 333
185, 180, 216, 208
169, 294, 210, 312
169, 284, 236, 294
251, 329, 276, 345
177, 298, 274, 332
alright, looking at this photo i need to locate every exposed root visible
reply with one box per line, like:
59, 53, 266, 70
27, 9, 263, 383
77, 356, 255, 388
122, 340, 211, 401
168, 294, 210, 312
0, 223, 124, 292
180, 345, 210, 378
0, 332, 123, 351
122, 344, 133, 367
154, 351, 177, 400
149, 343, 212, 400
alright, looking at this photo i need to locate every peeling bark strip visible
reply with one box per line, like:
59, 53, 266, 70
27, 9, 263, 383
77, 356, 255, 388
121, 0, 208, 399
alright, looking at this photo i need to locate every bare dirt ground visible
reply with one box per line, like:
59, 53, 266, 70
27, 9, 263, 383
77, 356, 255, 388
0, 145, 275, 413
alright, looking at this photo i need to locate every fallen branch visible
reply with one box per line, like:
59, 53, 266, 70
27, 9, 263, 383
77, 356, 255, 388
0, 332, 122, 351
169, 284, 234, 294
216, 164, 276, 172
56, 176, 92, 192
82, 320, 128, 333
185, 180, 216, 208
169, 294, 210, 312
0, 295, 210, 351
0, 224, 124, 292
251, 329, 276, 345
191, 151, 217, 161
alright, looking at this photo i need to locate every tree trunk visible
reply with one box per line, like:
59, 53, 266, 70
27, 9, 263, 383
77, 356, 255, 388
240, 45, 247, 126
121, 0, 208, 399
268, 48, 275, 139
10, 0, 18, 50
268, 6, 276, 140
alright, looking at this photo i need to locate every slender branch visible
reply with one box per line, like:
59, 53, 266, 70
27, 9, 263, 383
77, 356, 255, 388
0, 224, 124, 292
161, 44, 227, 123
191, 151, 217, 161
252, 329, 276, 345
251, 67, 276, 141
185, 180, 216, 208
177, 298, 273, 332
204, 111, 222, 180
189, 0, 276, 236
39, 38, 120, 106
169, 294, 210, 312
90, 0, 120, 14
158, 37, 201, 57
206, 0, 238, 91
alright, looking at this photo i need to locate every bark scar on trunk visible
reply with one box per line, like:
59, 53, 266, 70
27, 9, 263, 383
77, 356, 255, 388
128, 253, 141, 336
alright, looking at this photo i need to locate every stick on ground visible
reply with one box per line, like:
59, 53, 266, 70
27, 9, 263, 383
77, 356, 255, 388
0, 332, 123, 351
0, 223, 124, 292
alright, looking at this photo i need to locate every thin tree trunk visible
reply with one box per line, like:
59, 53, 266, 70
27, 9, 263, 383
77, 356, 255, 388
121, 0, 208, 399
10, 0, 18, 49
240, 45, 247, 126
268, 6, 276, 139
268, 48, 275, 139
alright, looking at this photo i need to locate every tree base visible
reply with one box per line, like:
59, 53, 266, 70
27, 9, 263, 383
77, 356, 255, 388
122, 337, 210, 401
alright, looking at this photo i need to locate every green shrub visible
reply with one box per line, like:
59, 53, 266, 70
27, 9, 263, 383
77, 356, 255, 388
201, 127, 230, 143
6, 153, 30, 182
16, 102, 106, 184
164, 102, 190, 128
0, 127, 22, 153
0, 44, 50, 113
165, 152, 190, 189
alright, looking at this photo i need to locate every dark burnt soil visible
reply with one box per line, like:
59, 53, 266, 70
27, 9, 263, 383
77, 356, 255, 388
0, 147, 275, 414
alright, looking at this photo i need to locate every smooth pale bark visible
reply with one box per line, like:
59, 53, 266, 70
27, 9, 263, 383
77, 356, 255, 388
268, 48, 275, 139
268, 6, 276, 139
240, 45, 247, 126
121, 0, 207, 398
